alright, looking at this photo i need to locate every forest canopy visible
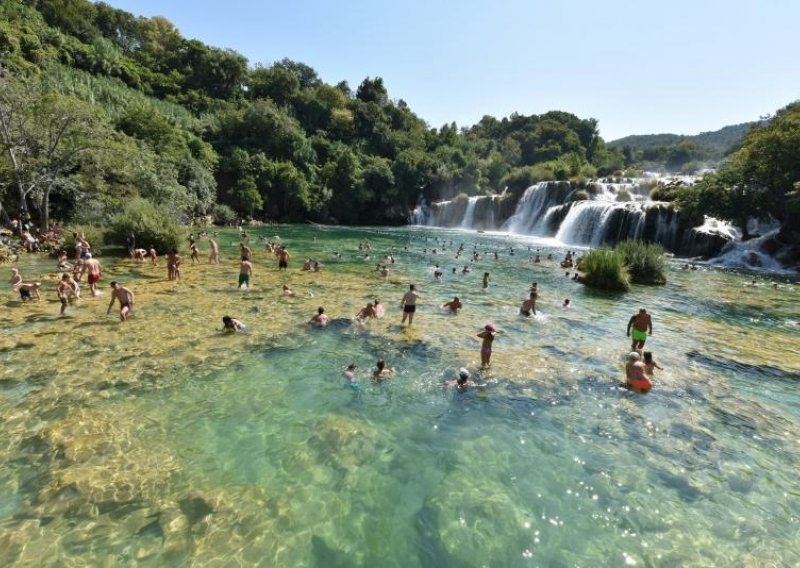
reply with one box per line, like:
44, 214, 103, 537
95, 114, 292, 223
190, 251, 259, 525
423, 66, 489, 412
1, 0, 797, 246
0, 0, 625, 230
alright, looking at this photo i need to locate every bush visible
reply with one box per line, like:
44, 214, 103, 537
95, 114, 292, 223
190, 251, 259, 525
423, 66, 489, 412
569, 190, 590, 202
0, 243, 16, 264
616, 240, 667, 285
209, 203, 237, 226
109, 198, 182, 253
581, 249, 630, 291
65, 224, 105, 255
649, 182, 682, 202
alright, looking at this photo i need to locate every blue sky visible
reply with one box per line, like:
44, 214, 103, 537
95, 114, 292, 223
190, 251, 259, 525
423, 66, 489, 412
109, 0, 800, 140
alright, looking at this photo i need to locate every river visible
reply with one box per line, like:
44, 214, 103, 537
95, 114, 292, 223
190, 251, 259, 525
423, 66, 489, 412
1, 225, 798, 565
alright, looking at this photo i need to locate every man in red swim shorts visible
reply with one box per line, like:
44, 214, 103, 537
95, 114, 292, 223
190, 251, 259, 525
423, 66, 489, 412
80, 253, 102, 297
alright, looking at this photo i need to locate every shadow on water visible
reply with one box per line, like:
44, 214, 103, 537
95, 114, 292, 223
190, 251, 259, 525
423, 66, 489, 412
687, 350, 798, 384
650, 468, 708, 502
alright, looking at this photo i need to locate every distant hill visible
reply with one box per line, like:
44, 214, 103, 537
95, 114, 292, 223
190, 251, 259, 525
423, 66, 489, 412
609, 122, 756, 156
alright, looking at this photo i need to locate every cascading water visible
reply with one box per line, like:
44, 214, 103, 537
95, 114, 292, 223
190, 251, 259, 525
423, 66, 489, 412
459, 196, 480, 229
504, 182, 573, 235
416, 179, 747, 261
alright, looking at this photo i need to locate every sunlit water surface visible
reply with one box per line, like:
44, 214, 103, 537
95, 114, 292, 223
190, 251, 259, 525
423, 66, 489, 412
1, 225, 799, 566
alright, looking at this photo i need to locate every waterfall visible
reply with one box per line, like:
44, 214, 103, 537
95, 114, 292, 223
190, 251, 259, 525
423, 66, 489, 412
415, 178, 726, 257
554, 201, 627, 246
503, 182, 572, 234
411, 205, 427, 225
459, 196, 480, 229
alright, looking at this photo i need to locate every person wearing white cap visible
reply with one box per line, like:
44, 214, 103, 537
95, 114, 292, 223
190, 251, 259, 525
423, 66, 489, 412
624, 351, 652, 393
445, 368, 474, 390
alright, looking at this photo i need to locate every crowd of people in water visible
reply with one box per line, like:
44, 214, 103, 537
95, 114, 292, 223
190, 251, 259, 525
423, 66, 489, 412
8, 226, 668, 394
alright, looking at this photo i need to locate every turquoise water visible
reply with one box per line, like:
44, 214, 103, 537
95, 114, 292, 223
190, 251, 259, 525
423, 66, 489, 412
1, 225, 799, 565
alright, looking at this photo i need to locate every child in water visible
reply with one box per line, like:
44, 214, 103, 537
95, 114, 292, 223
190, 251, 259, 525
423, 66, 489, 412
222, 315, 245, 333
477, 324, 497, 367
642, 352, 663, 375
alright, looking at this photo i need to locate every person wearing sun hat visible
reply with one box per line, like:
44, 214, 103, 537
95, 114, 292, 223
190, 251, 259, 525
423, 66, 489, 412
477, 323, 497, 367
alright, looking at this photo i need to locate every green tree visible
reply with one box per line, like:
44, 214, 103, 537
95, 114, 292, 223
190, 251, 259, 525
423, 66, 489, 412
228, 175, 262, 217
0, 73, 112, 228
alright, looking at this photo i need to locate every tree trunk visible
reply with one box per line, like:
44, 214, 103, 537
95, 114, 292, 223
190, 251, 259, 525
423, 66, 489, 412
739, 218, 751, 241
43, 187, 51, 231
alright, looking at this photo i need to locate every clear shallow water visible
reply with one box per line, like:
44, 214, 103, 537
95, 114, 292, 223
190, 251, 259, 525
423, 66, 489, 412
1, 225, 799, 565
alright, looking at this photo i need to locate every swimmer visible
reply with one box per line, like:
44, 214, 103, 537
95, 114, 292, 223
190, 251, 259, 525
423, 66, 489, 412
282, 284, 295, 297
433, 264, 443, 281
624, 351, 652, 393
342, 364, 360, 389
56, 273, 76, 315
240, 243, 252, 261
9, 268, 22, 288
80, 253, 102, 297
477, 324, 497, 367
626, 308, 653, 351
372, 359, 396, 381
563, 298, 571, 308
166, 249, 181, 281
520, 292, 536, 316
238, 258, 253, 289
207, 238, 219, 264
56, 250, 71, 270
642, 351, 663, 375
442, 296, 462, 314
189, 239, 199, 264
483, 272, 490, 290
343, 363, 358, 383
276, 246, 290, 271
106, 281, 134, 321
17, 281, 41, 302
445, 368, 479, 391
401, 284, 420, 325
373, 300, 384, 318
222, 315, 245, 333
310, 306, 329, 327
355, 301, 377, 323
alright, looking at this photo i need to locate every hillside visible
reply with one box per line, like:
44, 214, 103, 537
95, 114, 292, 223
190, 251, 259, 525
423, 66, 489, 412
0, 0, 629, 234
609, 122, 754, 155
